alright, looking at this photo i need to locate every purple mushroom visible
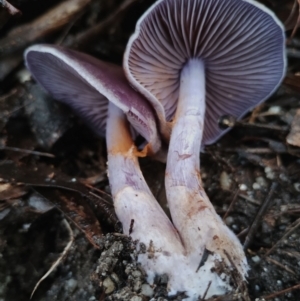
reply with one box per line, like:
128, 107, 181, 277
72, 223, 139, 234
24, 44, 185, 283
124, 0, 286, 298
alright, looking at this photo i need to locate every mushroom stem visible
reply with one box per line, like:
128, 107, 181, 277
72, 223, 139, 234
165, 59, 247, 278
106, 102, 185, 281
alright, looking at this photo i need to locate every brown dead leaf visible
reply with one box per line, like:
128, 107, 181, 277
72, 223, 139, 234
41, 188, 102, 249
0, 161, 118, 248
0, 183, 28, 201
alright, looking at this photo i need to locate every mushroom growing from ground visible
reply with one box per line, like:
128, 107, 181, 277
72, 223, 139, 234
24, 44, 185, 282
124, 0, 286, 298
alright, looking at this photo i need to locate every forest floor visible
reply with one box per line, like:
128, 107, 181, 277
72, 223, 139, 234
1, 0, 300, 300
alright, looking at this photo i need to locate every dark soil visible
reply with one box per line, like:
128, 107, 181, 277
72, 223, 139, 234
1, 0, 300, 300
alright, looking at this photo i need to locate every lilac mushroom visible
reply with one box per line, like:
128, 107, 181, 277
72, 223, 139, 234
124, 0, 286, 298
24, 44, 185, 281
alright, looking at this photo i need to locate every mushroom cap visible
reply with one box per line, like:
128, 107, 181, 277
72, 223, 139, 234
25, 44, 160, 153
124, 0, 286, 145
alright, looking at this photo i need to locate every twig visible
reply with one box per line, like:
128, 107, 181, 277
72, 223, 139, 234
289, 0, 300, 40
2, 100, 35, 118
222, 147, 300, 155
0, 0, 91, 55
279, 249, 300, 260
238, 194, 261, 206
200, 281, 212, 300
0, 146, 55, 158
237, 227, 249, 239
261, 282, 300, 300
30, 218, 74, 299
243, 182, 277, 250
84, 183, 112, 201
265, 257, 295, 275
129, 219, 134, 235
56, 8, 87, 45
223, 189, 239, 221
265, 217, 300, 256
0, 0, 21, 16
68, 0, 138, 50
220, 116, 289, 132
0, 88, 18, 101
88, 191, 119, 229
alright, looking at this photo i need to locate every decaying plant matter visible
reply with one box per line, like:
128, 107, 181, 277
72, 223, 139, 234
1, 0, 299, 301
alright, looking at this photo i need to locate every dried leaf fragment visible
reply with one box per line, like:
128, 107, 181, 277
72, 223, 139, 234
287, 109, 300, 147
0, 183, 27, 201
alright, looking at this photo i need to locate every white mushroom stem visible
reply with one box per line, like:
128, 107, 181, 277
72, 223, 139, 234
165, 59, 248, 290
106, 102, 185, 281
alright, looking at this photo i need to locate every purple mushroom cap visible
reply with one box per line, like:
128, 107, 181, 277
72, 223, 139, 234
25, 44, 161, 153
124, 0, 286, 145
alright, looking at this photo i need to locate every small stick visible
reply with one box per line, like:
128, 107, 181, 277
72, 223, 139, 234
223, 189, 239, 221
261, 282, 300, 300
265, 217, 300, 256
285, 0, 298, 29
201, 281, 212, 300
69, 0, 138, 50
237, 227, 249, 239
86, 186, 110, 200
288, 0, 300, 41
0, 146, 55, 158
0, 0, 21, 16
265, 257, 295, 275
243, 182, 277, 250
30, 218, 74, 299
238, 194, 261, 206
0, 0, 91, 55
222, 148, 299, 155
129, 219, 134, 235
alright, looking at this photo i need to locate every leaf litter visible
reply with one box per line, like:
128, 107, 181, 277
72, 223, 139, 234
1, 0, 300, 300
